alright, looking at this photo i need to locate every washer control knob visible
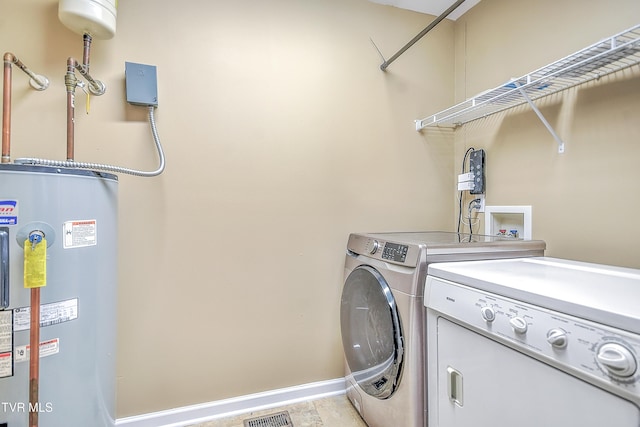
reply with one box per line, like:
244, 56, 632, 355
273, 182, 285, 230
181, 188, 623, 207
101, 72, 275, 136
597, 343, 637, 378
546, 328, 568, 349
480, 306, 496, 323
369, 240, 380, 254
509, 317, 528, 334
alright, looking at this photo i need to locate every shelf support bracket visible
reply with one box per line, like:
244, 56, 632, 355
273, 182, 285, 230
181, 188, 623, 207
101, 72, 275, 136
515, 84, 565, 153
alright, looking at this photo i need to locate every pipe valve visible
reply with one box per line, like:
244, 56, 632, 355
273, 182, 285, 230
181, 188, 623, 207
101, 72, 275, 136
28, 230, 44, 251
65, 70, 78, 92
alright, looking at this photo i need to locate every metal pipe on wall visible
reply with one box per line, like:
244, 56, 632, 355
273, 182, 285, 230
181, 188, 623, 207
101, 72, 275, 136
72, 59, 106, 96
2, 53, 49, 163
82, 33, 92, 72
379, 0, 466, 71
65, 34, 106, 161
65, 58, 78, 161
64, 56, 107, 161
14, 34, 165, 178
2, 54, 14, 164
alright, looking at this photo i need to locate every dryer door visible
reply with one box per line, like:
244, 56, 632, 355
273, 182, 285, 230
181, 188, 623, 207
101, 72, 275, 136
340, 265, 404, 399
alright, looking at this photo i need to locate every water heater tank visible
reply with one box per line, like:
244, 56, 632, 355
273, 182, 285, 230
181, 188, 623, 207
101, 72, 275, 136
0, 164, 118, 426
58, 0, 117, 40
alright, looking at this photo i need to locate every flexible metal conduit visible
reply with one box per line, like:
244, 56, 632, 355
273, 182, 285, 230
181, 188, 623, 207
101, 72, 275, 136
16, 105, 166, 177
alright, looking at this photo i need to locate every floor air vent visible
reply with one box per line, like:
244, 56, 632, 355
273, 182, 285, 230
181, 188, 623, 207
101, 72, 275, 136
243, 410, 293, 427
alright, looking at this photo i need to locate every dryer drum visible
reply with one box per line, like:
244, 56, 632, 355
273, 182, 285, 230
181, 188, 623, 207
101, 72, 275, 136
340, 265, 404, 399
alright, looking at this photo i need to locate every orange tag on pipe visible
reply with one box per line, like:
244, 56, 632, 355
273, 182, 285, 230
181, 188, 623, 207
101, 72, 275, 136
24, 239, 46, 288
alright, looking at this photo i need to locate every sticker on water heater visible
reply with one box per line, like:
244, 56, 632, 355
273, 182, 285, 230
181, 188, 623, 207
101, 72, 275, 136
0, 200, 18, 225
0, 309, 12, 377
13, 298, 79, 332
0, 351, 12, 378
14, 338, 60, 363
0, 310, 12, 354
63, 219, 97, 249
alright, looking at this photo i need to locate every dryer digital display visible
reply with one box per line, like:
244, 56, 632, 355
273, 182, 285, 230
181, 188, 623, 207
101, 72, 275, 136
382, 243, 408, 263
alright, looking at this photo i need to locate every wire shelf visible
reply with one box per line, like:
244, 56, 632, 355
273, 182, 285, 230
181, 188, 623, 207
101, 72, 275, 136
416, 24, 640, 130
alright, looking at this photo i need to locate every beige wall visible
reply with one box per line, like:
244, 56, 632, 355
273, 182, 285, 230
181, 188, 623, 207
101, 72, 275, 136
5, 0, 637, 419
1, 0, 454, 417
450, 0, 640, 268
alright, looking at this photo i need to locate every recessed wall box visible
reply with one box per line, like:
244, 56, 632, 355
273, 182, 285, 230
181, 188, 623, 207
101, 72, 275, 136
485, 205, 532, 239
125, 62, 158, 107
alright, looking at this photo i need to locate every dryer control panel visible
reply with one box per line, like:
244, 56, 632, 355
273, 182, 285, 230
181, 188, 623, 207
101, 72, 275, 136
381, 242, 409, 263
347, 234, 420, 267
426, 276, 640, 401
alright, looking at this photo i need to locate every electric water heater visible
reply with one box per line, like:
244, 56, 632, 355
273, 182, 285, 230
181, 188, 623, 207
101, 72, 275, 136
0, 164, 118, 426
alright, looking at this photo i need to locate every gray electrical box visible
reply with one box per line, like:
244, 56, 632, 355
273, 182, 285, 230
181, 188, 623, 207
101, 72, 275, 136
125, 62, 158, 107
469, 149, 485, 194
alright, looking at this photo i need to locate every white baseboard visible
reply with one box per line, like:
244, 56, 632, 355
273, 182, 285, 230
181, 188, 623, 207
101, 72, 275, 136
115, 378, 347, 427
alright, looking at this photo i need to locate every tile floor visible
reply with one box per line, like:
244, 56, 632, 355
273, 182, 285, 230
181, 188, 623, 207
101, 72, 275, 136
188, 394, 368, 427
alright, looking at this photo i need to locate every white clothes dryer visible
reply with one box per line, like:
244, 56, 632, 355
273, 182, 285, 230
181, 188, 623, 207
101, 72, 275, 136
425, 257, 640, 427
340, 231, 545, 427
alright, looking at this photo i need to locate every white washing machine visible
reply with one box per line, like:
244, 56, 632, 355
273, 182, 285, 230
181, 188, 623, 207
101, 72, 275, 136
425, 257, 640, 427
340, 232, 545, 427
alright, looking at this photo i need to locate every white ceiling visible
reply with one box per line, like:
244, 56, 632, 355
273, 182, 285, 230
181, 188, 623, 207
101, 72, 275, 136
368, 0, 481, 20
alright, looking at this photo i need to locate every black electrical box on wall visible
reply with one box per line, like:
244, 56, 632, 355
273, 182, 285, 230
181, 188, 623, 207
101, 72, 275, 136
125, 62, 158, 107
469, 149, 485, 194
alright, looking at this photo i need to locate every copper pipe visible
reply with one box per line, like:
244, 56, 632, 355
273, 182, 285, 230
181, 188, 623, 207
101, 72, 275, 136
62, 35, 106, 162
65, 58, 77, 161
29, 287, 40, 427
2, 53, 48, 163
73, 61, 105, 96
76, 34, 105, 96
2, 53, 14, 163
8, 55, 48, 89
82, 33, 92, 72
65, 49, 107, 161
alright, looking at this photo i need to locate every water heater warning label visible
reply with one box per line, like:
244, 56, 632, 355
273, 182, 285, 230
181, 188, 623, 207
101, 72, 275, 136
14, 338, 60, 363
0, 200, 18, 225
0, 311, 11, 353
0, 310, 12, 378
63, 219, 97, 249
0, 351, 11, 378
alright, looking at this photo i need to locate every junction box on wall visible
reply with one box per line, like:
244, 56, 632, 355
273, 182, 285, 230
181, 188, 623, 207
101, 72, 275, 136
458, 149, 486, 212
125, 62, 158, 107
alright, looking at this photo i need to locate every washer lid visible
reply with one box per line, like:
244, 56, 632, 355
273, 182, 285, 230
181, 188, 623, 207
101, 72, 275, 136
340, 265, 404, 399
347, 231, 545, 267
427, 257, 640, 334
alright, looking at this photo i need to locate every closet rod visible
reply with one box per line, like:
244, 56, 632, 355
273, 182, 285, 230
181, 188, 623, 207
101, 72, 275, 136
380, 0, 466, 71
